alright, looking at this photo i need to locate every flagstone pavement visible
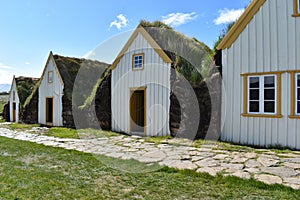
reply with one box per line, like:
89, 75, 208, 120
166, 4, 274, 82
0, 126, 300, 190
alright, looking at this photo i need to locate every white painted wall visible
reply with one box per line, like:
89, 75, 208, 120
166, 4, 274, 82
8, 78, 19, 122
38, 56, 64, 126
111, 32, 171, 136
221, 0, 300, 149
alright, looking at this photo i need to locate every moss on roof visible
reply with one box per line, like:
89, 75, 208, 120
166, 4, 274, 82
140, 20, 212, 83
80, 20, 212, 109
15, 77, 39, 107
23, 54, 110, 108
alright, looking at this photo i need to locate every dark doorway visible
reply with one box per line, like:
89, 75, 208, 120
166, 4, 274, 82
46, 97, 53, 124
130, 90, 145, 133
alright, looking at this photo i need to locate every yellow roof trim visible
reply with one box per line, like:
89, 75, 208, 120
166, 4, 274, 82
110, 25, 172, 70
39, 51, 64, 86
217, 0, 267, 50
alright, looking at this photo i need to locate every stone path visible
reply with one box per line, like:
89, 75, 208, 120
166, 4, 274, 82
0, 126, 300, 190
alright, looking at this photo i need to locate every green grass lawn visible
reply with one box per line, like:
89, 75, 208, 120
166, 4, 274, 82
0, 136, 299, 199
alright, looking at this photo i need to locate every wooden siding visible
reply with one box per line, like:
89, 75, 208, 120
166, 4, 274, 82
221, 0, 300, 149
111, 32, 171, 136
38, 57, 63, 126
8, 78, 19, 122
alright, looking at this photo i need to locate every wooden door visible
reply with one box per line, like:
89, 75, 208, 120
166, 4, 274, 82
130, 90, 145, 133
46, 97, 53, 124
12, 103, 16, 122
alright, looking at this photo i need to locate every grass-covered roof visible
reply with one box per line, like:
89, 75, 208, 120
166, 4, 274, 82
53, 55, 110, 106
15, 77, 39, 106
23, 53, 110, 108
140, 20, 212, 83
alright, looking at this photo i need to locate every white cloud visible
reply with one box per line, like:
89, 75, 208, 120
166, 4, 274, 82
162, 12, 198, 27
214, 8, 244, 25
0, 63, 11, 69
25, 62, 30, 65
109, 14, 128, 30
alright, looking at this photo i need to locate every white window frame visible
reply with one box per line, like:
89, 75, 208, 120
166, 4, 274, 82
132, 53, 144, 70
48, 71, 53, 83
296, 73, 300, 115
247, 75, 277, 115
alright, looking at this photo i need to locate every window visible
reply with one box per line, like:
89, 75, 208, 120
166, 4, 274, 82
293, 0, 300, 17
48, 71, 53, 83
289, 71, 300, 118
242, 72, 282, 118
132, 53, 144, 70
12, 91, 15, 101
248, 75, 276, 114
296, 73, 300, 114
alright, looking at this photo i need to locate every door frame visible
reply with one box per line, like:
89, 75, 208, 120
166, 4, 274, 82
12, 102, 16, 122
46, 97, 54, 125
129, 86, 146, 135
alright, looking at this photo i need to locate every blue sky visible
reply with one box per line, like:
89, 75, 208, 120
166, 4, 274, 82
0, 0, 250, 84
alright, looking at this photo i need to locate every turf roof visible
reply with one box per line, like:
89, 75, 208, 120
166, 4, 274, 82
15, 77, 39, 106
23, 53, 110, 108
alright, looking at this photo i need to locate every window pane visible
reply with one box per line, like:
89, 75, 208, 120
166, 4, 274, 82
298, 88, 300, 100
249, 101, 259, 112
249, 89, 259, 100
297, 74, 300, 87
264, 101, 275, 113
249, 77, 259, 88
264, 89, 275, 100
264, 76, 275, 88
297, 101, 300, 114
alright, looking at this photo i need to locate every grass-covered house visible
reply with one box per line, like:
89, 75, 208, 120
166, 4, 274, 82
23, 51, 109, 127
4, 76, 39, 123
82, 21, 220, 139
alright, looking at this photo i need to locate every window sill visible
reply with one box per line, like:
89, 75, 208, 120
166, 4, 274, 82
288, 115, 300, 119
292, 13, 300, 17
241, 113, 283, 118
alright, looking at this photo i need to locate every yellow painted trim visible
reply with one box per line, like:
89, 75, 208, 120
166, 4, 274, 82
129, 86, 147, 135
241, 71, 286, 76
110, 25, 172, 70
35, 52, 64, 90
243, 75, 248, 114
289, 115, 300, 119
132, 53, 145, 71
241, 113, 283, 118
277, 73, 282, 116
293, 0, 300, 17
217, 0, 267, 50
242, 72, 282, 117
290, 71, 296, 116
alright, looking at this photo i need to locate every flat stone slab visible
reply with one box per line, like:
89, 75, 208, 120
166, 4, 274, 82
257, 156, 279, 167
261, 167, 298, 178
168, 160, 198, 170
254, 174, 282, 185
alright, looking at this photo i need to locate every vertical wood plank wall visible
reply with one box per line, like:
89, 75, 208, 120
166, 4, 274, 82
111, 33, 171, 136
221, 0, 300, 149
38, 58, 63, 126
9, 79, 19, 122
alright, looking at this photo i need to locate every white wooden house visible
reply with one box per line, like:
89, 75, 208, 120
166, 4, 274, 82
38, 52, 64, 126
218, 0, 300, 149
8, 76, 39, 122
8, 76, 20, 122
110, 25, 172, 136
110, 23, 210, 137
